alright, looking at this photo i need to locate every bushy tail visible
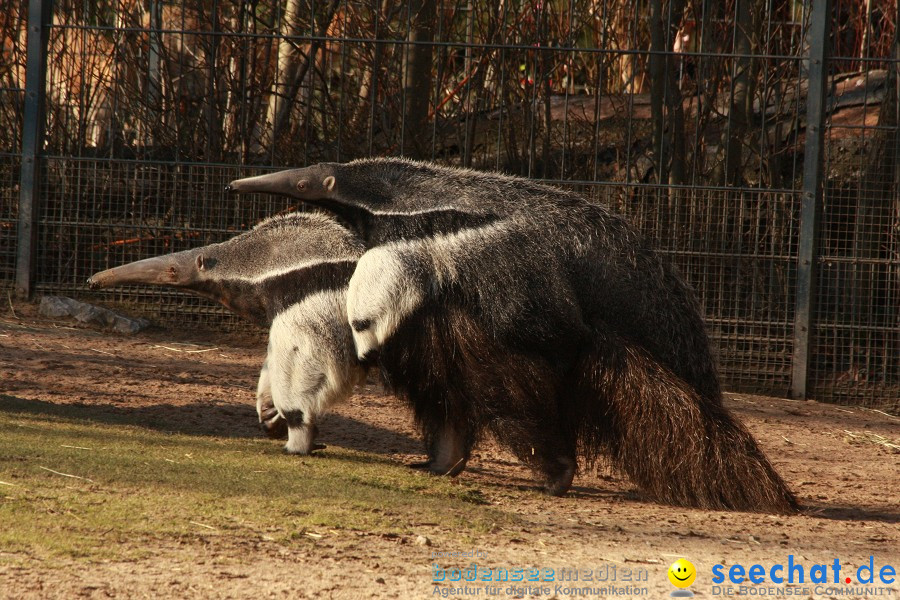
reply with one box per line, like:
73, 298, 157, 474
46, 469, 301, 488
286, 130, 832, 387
574, 329, 798, 513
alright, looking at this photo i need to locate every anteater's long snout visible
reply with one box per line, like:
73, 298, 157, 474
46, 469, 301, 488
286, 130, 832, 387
87, 253, 194, 290
227, 170, 302, 197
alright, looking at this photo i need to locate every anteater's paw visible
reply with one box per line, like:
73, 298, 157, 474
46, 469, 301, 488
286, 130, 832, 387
408, 458, 467, 477
541, 458, 576, 497
283, 442, 327, 456
259, 407, 288, 440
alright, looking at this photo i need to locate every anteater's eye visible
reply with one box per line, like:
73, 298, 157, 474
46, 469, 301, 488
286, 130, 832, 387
351, 318, 372, 332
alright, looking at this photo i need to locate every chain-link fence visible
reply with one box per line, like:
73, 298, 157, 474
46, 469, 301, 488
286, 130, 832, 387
2, 0, 897, 411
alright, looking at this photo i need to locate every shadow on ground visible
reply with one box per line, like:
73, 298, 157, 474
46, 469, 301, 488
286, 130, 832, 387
803, 503, 900, 524
0, 394, 421, 455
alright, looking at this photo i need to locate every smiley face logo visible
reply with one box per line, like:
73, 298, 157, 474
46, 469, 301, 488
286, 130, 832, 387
668, 558, 696, 594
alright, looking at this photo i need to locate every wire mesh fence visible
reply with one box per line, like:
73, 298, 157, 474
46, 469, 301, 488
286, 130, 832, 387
812, 52, 899, 406
0, 1, 26, 287
0, 155, 19, 286
1, 0, 897, 410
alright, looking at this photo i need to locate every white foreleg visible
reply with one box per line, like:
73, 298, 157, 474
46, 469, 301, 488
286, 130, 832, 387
346, 246, 427, 362
268, 291, 366, 455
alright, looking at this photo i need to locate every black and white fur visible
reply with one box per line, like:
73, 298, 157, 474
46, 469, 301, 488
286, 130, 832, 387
228, 159, 798, 512
88, 213, 366, 454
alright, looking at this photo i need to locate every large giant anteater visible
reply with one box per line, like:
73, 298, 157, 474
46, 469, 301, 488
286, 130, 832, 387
228, 159, 798, 512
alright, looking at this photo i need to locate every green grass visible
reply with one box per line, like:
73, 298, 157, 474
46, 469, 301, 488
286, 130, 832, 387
0, 394, 511, 562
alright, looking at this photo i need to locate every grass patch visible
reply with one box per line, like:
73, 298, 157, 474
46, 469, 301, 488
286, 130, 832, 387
0, 394, 513, 562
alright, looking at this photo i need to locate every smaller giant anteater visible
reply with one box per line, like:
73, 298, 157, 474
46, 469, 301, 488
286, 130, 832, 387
89, 212, 366, 454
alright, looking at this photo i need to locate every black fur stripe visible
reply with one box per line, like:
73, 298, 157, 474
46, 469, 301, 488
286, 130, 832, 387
263, 260, 358, 319
281, 409, 306, 428
198, 260, 358, 324
366, 210, 499, 245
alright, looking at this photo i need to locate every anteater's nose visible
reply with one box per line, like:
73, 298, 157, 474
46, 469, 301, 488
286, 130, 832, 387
359, 348, 380, 368
224, 184, 233, 192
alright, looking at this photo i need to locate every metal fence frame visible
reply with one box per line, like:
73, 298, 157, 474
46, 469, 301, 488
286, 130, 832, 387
3, 0, 898, 411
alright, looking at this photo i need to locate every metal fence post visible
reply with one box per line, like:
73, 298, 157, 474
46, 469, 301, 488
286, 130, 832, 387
15, 0, 52, 298
790, 0, 831, 399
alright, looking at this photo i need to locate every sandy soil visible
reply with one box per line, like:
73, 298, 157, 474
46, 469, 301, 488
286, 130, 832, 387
0, 303, 898, 599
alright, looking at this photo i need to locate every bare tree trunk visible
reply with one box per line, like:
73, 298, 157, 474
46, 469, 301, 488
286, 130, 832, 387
265, 0, 305, 150
665, 2, 686, 187
649, 0, 686, 186
462, 0, 476, 167
265, 0, 340, 153
851, 26, 899, 379
146, 0, 163, 147
204, 3, 223, 162
354, 68, 375, 131
540, 2, 551, 177
714, 0, 757, 186
649, 0, 667, 183
353, 0, 392, 136
612, 0, 647, 93
692, 0, 723, 179
401, 0, 435, 158
224, 2, 245, 155
858, 0, 873, 70
226, 0, 277, 157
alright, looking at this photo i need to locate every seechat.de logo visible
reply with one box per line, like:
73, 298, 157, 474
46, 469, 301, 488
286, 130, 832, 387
711, 556, 896, 586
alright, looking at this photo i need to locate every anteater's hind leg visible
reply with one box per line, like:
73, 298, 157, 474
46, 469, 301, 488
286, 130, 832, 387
442, 308, 578, 495
409, 421, 471, 476
490, 413, 577, 496
256, 348, 288, 439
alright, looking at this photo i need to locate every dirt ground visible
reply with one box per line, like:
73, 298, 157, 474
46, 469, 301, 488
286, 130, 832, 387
1, 302, 898, 599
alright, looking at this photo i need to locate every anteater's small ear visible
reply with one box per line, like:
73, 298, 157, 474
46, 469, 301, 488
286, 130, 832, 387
323, 176, 336, 192
197, 254, 206, 271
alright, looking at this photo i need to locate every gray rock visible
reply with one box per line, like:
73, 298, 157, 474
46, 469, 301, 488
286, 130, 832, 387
39, 296, 150, 334
37, 295, 73, 318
